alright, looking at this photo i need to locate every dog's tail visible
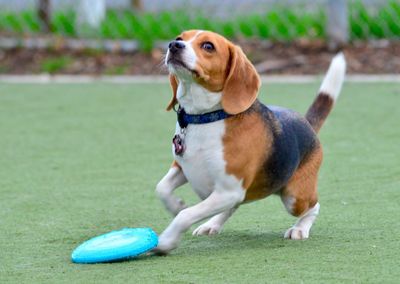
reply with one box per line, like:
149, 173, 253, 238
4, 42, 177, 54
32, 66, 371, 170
306, 53, 346, 133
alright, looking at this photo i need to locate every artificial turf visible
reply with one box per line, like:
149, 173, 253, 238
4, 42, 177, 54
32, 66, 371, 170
0, 82, 399, 283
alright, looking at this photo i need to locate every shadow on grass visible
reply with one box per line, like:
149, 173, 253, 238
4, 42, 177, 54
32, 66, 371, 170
173, 230, 292, 256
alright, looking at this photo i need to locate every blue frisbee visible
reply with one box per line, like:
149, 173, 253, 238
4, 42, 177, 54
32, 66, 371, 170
71, 228, 158, 264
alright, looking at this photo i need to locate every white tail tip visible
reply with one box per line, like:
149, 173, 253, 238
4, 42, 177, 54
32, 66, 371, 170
319, 52, 346, 100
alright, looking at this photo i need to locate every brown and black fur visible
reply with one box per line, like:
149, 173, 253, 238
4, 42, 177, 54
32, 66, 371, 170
224, 93, 334, 217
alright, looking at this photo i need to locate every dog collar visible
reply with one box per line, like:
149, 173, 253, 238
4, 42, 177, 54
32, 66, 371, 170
176, 106, 232, 129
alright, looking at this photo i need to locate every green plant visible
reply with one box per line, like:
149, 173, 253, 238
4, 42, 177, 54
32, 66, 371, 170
349, 0, 400, 39
52, 11, 75, 36
40, 56, 72, 73
104, 65, 129, 75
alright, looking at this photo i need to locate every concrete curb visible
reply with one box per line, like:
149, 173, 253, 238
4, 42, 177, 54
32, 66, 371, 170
0, 74, 398, 84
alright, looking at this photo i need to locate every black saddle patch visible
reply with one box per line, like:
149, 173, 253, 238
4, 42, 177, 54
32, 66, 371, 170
259, 103, 318, 191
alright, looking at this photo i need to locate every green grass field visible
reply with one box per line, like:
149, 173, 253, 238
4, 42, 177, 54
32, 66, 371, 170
0, 82, 399, 283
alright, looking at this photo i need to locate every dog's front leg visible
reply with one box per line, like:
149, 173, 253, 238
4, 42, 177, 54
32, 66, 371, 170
154, 186, 245, 254
156, 163, 188, 216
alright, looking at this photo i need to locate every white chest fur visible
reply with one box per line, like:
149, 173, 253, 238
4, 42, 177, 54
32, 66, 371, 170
171, 78, 244, 200
177, 82, 222, 114
173, 120, 226, 199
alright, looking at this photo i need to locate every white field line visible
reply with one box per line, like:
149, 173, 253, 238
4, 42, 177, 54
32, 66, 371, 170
0, 74, 398, 84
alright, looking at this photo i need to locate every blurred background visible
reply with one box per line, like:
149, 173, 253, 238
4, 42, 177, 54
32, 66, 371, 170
0, 0, 399, 75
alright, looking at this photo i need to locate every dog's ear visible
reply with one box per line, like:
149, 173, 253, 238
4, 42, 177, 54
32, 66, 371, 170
166, 74, 178, 111
222, 44, 260, 115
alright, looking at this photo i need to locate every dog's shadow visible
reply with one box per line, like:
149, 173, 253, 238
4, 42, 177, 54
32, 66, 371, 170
179, 229, 287, 254
116, 229, 319, 262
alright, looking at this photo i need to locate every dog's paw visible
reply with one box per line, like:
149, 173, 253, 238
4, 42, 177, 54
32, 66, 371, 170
152, 235, 178, 255
192, 223, 222, 236
151, 247, 170, 256
284, 226, 309, 240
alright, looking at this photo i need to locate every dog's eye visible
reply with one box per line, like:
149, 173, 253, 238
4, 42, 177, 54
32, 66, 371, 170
176, 37, 183, 41
201, 42, 215, 52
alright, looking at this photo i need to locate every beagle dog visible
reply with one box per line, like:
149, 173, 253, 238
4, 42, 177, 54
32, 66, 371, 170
154, 30, 346, 254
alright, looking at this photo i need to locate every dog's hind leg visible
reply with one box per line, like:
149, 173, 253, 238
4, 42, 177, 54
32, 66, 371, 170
192, 207, 237, 236
280, 145, 322, 240
283, 200, 320, 240
156, 161, 188, 216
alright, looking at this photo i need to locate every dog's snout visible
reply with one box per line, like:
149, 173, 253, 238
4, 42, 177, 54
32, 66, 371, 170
168, 40, 185, 53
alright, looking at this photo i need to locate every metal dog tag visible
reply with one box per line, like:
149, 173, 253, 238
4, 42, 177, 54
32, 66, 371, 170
173, 134, 185, 156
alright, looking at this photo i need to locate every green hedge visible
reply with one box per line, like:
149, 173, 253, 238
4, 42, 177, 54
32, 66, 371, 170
0, 1, 398, 51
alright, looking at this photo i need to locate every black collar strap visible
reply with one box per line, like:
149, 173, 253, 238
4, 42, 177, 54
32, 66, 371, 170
176, 106, 232, 128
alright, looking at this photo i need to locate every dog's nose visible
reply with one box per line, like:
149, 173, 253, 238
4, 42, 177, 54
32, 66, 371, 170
168, 40, 185, 54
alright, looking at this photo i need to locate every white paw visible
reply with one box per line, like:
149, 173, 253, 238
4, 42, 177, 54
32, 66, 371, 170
192, 223, 222, 236
152, 235, 178, 255
284, 226, 309, 240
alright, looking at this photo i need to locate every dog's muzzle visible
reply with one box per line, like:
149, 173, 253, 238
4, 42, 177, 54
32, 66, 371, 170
166, 40, 199, 77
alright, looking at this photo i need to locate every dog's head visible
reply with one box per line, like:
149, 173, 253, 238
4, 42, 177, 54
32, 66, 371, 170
165, 30, 260, 114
